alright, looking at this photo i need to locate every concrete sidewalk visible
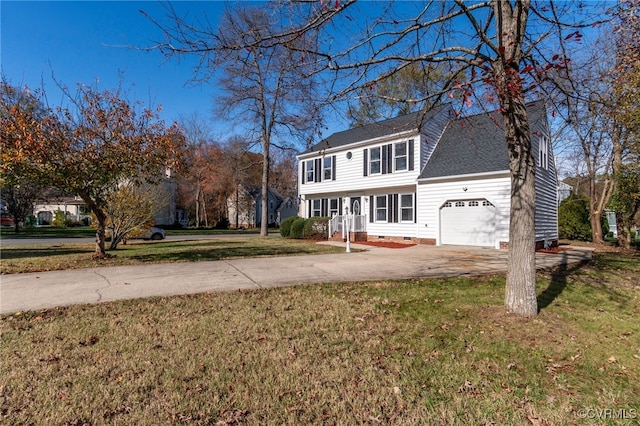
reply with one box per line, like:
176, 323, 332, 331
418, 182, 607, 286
0, 244, 592, 314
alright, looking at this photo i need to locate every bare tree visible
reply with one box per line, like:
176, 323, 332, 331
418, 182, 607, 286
145, 4, 322, 236
610, 0, 640, 248
546, 43, 616, 244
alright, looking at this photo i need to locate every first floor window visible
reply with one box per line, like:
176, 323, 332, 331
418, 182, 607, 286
312, 199, 322, 217
400, 194, 413, 222
329, 198, 339, 216
375, 195, 387, 222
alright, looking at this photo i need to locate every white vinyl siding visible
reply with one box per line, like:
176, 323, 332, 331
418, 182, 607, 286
532, 121, 559, 243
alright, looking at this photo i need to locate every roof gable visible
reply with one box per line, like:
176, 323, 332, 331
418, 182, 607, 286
419, 101, 547, 179
303, 103, 451, 155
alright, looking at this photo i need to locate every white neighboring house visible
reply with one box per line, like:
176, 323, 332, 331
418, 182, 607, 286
297, 101, 559, 249
33, 193, 91, 225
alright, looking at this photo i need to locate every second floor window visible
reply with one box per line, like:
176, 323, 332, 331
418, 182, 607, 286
306, 160, 315, 183
370, 147, 381, 175
395, 142, 407, 171
323, 157, 333, 180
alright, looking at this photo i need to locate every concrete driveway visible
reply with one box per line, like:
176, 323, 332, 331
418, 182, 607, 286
0, 243, 592, 314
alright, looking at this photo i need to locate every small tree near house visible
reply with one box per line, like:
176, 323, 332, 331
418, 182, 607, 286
0, 81, 184, 258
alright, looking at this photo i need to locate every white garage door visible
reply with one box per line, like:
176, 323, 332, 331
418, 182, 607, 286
440, 199, 496, 247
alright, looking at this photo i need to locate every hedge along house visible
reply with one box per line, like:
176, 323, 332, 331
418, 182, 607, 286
297, 101, 558, 249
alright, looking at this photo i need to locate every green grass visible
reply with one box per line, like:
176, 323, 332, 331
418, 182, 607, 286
0, 226, 269, 239
1, 252, 639, 425
0, 237, 343, 274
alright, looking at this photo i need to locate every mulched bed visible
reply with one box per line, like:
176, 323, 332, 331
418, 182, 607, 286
354, 241, 417, 249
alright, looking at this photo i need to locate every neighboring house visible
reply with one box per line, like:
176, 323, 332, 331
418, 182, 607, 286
557, 181, 573, 205
298, 101, 558, 249
33, 171, 185, 227
227, 185, 298, 228
33, 191, 92, 225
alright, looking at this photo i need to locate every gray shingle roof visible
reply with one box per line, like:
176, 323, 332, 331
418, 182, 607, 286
302, 104, 450, 155
419, 101, 547, 179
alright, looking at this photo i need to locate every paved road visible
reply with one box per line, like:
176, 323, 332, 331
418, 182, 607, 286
0, 232, 265, 246
0, 243, 592, 315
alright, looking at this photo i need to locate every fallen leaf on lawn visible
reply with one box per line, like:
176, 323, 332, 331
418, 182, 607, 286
608, 356, 617, 364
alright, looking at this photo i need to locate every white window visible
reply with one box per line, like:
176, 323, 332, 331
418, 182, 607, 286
400, 194, 413, 222
482, 200, 494, 207
443, 202, 452, 208
469, 200, 479, 207
375, 195, 387, 222
306, 160, 315, 183
323, 157, 333, 181
455, 201, 465, 207
312, 199, 321, 217
329, 198, 339, 216
539, 135, 549, 170
394, 142, 407, 171
370, 147, 381, 175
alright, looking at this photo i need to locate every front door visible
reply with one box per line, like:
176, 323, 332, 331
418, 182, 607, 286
350, 197, 361, 215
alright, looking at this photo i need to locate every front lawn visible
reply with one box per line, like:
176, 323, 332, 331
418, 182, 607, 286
0, 237, 343, 274
1, 251, 638, 425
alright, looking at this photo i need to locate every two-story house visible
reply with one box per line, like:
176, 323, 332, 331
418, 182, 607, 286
227, 185, 299, 229
298, 101, 558, 249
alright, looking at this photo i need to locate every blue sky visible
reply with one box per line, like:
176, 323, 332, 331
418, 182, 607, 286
1, 1, 230, 127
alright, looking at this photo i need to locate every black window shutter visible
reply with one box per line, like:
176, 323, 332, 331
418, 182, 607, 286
301, 162, 305, 184
307, 200, 311, 217
387, 145, 393, 173
382, 145, 388, 174
393, 194, 399, 223
332, 155, 336, 180
339, 197, 343, 215
387, 194, 393, 222
363, 149, 368, 176
321, 198, 328, 217
408, 140, 414, 171
314, 158, 321, 182
369, 195, 374, 223
414, 193, 417, 223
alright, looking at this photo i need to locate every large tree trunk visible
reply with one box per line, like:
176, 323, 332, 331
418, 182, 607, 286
501, 97, 538, 318
78, 190, 108, 259
493, 0, 537, 318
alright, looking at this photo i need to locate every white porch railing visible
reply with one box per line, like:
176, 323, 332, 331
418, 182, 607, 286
328, 214, 366, 239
